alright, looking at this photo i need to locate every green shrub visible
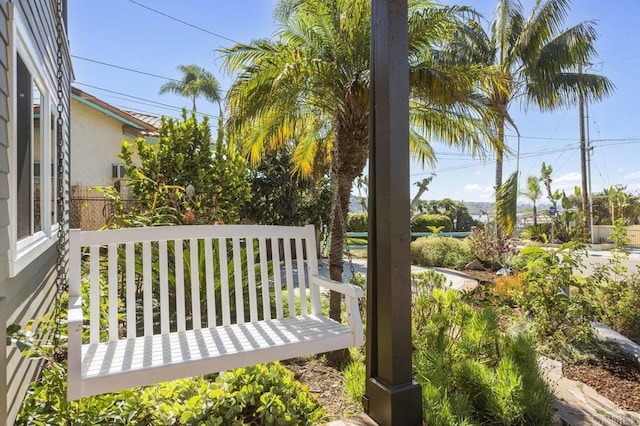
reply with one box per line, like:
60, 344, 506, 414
347, 212, 368, 232
589, 222, 640, 343
516, 243, 596, 358
410, 236, 474, 270
412, 285, 555, 425
411, 214, 453, 232
519, 223, 551, 242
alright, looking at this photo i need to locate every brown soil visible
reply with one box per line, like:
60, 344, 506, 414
284, 356, 361, 421
564, 358, 640, 413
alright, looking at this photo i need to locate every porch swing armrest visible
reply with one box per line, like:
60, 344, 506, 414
310, 275, 364, 299
67, 295, 84, 329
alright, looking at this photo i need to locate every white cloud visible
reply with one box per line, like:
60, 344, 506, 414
618, 167, 625, 173
623, 171, 640, 180
474, 171, 482, 175
554, 173, 581, 183
464, 184, 493, 193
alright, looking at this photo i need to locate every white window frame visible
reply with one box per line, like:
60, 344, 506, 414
7, 7, 59, 277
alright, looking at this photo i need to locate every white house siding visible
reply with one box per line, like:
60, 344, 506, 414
0, 1, 71, 425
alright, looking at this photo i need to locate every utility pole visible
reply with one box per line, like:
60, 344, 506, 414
578, 64, 590, 240
586, 98, 595, 243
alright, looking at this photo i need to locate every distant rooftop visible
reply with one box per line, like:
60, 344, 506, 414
124, 111, 163, 129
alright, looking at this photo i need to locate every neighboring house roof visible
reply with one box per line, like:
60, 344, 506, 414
71, 86, 159, 138
124, 110, 163, 129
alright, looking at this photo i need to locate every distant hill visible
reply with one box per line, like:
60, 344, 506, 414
349, 196, 551, 215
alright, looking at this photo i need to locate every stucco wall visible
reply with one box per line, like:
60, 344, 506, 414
70, 97, 138, 190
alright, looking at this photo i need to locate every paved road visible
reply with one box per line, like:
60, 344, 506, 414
580, 248, 640, 277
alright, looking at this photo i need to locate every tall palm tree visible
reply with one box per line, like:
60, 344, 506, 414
159, 64, 222, 113
223, 0, 502, 324
521, 175, 542, 226
446, 0, 613, 218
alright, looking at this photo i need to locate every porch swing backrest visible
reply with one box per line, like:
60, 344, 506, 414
67, 224, 363, 401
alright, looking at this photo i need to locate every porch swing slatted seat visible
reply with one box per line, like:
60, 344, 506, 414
67, 224, 363, 400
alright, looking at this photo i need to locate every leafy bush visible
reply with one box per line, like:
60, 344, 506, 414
118, 110, 250, 225
413, 285, 555, 425
347, 212, 368, 232
519, 223, 551, 242
589, 220, 640, 343
467, 225, 515, 270
411, 214, 453, 232
410, 236, 474, 270
515, 243, 596, 358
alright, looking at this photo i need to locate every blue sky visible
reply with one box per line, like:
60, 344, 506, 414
69, 0, 640, 203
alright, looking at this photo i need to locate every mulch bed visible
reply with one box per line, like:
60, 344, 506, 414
284, 357, 361, 421
564, 358, 640, 413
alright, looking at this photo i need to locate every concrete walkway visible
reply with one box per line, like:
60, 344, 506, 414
318, 258, 479, 292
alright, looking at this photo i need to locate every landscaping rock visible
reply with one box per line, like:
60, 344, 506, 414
464, 259, 486, 270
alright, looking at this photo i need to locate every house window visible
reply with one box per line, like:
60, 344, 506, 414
10, 43, 57, 275
112, 164, 127, 179
16, 55, 33, 239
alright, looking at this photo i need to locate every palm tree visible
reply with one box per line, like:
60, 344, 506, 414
159, 64, 222, 113
223, 0, 501, 325
521, 175, 542, 226
446, 0, 613, 218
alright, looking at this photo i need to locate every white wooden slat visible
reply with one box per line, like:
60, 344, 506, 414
175, 239, 186, 332
108, 244, 118, 342
190, 239, 201, 330
295, 238, 308, 316
246, 238, 258, 323
159, 240, 169, 334
271, 238, 283, 319
232, 238, 245, 324
69, 229, 81, 296
204, 238, 216, 328
219, 238, 231, 326
258, 238, 271, 320
89, 245, 100, 344
283, 239, 296, 318
142, 241, 153, 337
125, 243, 136, 339
303, 226, 322, 315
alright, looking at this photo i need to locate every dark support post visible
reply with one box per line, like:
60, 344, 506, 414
364, 0, 422, 425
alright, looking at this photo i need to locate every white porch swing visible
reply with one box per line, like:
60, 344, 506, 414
67, 224, 363, 400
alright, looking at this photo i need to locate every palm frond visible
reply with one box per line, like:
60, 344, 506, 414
496, 171, 518, 235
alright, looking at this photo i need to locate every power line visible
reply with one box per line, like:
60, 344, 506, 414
71, 55, 229, 94
74, 82, 220, 120
128, 0, 240, 44
72, 55, 179, 81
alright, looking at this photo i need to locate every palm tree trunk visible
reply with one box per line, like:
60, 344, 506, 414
533, 202, 537, 227
495, 116, 505, 191
328, 174, 352, 322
